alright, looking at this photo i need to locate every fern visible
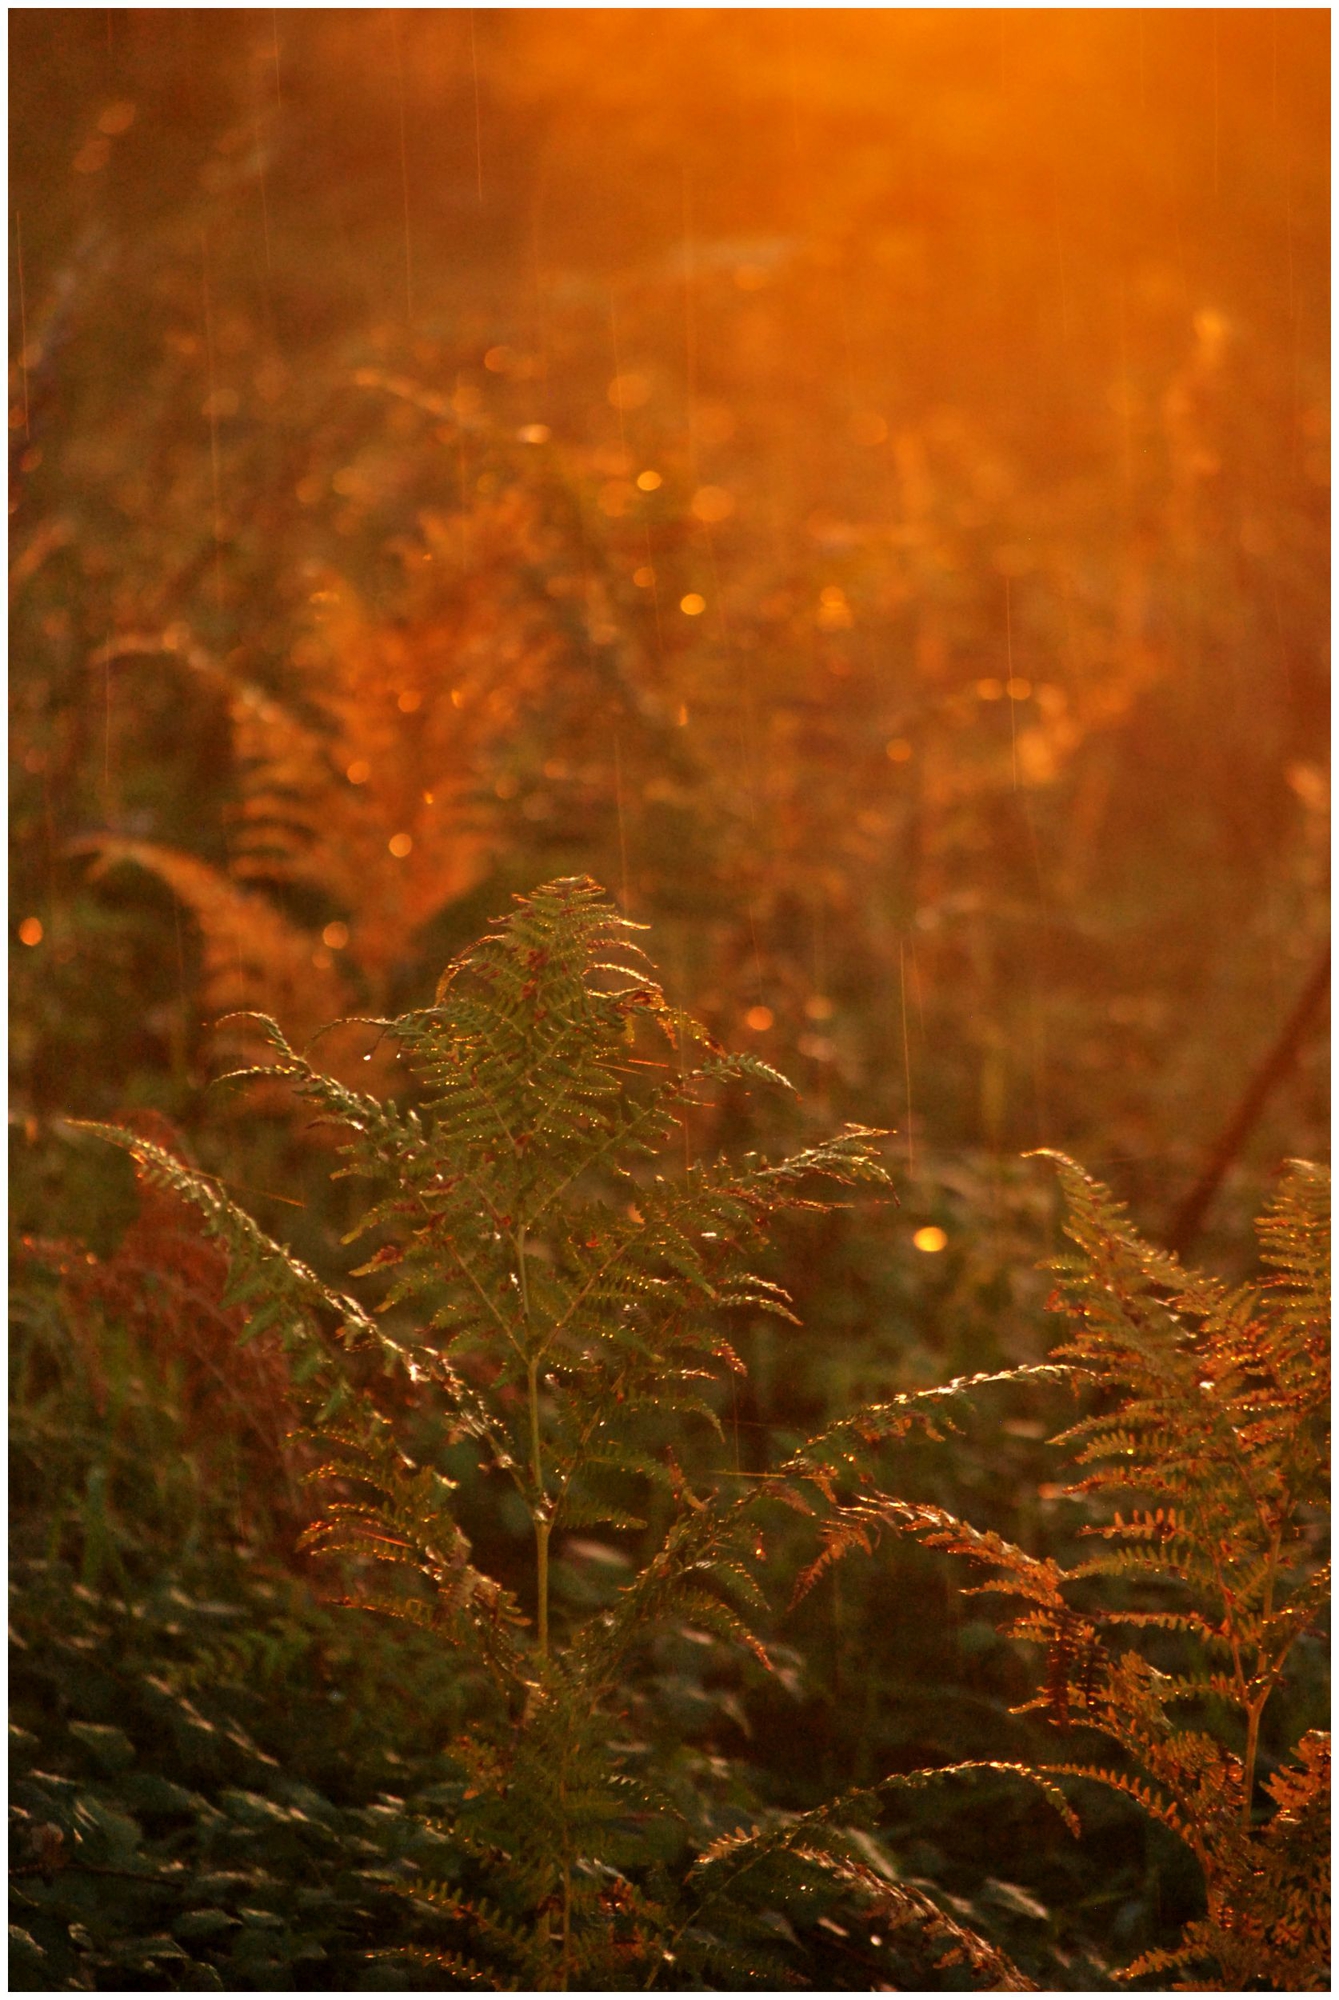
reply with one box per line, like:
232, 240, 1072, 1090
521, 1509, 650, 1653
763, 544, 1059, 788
867, 1153, 1330, 1990
73, 452, 668, 1078
77, 876, 1085, 1989
18, 1109, 300, 1525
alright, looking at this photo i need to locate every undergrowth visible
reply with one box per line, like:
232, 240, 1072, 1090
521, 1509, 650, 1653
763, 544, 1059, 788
13, 877, 1328, 1990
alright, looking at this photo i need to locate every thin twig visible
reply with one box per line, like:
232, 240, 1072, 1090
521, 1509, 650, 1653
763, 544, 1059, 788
1168, 945, 1329, 1255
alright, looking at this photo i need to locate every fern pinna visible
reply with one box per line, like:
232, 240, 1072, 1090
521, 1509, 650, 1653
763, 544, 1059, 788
78, 876, 1080, 1991
862, 1154, 1330, 1991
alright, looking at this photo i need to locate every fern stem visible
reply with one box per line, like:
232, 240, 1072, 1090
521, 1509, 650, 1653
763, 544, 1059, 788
1241, 1520, 1285, 1825
560, 1861, 572, 1990
535, 1513, 551, 1659
527, 1352, 550, 1658
1241, 1695, 1266, 1829
517, 1226, 553, 1659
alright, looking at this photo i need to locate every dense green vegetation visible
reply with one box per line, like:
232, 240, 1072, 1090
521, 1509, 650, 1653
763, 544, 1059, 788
11, 11, 1328, 1990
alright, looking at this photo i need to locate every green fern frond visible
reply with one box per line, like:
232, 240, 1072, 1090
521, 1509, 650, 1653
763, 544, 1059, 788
365, 1944, 497, 1986
63, 1120, 399, 1399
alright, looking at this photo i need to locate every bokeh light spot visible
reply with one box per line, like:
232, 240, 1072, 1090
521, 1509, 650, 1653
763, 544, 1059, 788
607, 372, 650, 411
636, 469, 662, 491
691, 485, 734, 523
97, 101, 137, 136
346, 759, 371, 783
322, 922, 349, 950
914, 1226, 948, 1253
72, 138, 110, 175
388, 832, 413, 857
745, 1005, 774, 1032
18, 917, 44, 947
817, 584, 853, 630
397, 689, 422, 712
886, 738, 912, 763
680, 593, 706, 616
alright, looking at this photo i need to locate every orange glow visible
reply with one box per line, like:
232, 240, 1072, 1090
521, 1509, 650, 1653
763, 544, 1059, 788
914, 1227, 948, 1254
607, 373, 650, 412
10, 4, 1325, 1290
690, 485, 734, 523
745, 1005, 774, 1032
97, 101, 136, 136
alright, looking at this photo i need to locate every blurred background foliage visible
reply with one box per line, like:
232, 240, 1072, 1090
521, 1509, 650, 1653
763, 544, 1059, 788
10, 8, 1329, 1989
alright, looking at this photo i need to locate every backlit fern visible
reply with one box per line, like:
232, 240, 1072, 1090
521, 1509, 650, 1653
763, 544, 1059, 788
858, 1153, 1330, 1990
77, 875, 1080, 1990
